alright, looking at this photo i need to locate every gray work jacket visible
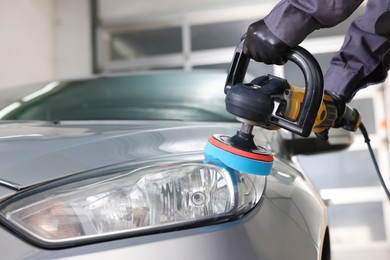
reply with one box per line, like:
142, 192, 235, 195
265, 0, 390, 101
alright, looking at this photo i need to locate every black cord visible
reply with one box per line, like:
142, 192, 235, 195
359, 123, 390, 201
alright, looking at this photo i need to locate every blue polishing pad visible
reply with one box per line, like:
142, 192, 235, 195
204, 136, 273, 176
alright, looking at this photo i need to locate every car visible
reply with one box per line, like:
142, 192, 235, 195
0, 70, 350, 259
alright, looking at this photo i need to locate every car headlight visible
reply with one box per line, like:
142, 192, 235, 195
0, 161, 265, 247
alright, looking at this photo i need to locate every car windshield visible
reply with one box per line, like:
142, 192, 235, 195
0, 71, 235, 122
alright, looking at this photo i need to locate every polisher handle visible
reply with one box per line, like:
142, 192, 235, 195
275, 47, 324, 136
224, 40, 324, 137
224, 40, 249, 94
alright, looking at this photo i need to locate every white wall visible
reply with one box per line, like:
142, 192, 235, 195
55, 0, 91, 80
0, 0, 92, 91
0, 0, 55, 89
98, 0, 267, 20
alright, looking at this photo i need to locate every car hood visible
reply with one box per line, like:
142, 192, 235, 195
0, 120, 240, 189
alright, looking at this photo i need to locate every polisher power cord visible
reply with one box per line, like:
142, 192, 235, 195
359, 122, 390, 201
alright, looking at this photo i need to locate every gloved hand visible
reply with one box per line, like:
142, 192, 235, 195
243, 19, 292, 65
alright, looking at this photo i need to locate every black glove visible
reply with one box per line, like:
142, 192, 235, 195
243, 19, 292, 65
330, 92, 361, 132
328, 92, 347, 128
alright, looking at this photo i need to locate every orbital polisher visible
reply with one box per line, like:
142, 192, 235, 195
205, 39, 390, 202
204, 40, 333, 176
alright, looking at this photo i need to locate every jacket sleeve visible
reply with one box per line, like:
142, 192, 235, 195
324, 0, 390, 101
264, 0, 364, 47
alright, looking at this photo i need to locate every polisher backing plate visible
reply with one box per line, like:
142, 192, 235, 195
204, 134, 273, 176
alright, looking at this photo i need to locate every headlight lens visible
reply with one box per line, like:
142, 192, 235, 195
0, 162, 265, 247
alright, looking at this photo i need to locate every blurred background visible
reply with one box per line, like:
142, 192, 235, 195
0, 0, 389, 259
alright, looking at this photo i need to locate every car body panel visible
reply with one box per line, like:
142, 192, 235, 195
0, 71, 328, 259
0, 186, 15, 201
0, 121, 240, 189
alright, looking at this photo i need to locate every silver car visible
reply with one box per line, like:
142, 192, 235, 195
0, 71, 348, 259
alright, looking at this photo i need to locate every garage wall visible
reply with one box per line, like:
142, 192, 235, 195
0, 0, 55, 89
99, 0, 264, 20
0, 0, 91, 91
54, 0, 91, 80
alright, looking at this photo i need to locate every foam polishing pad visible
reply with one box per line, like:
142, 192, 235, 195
204, 134, 273, 176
